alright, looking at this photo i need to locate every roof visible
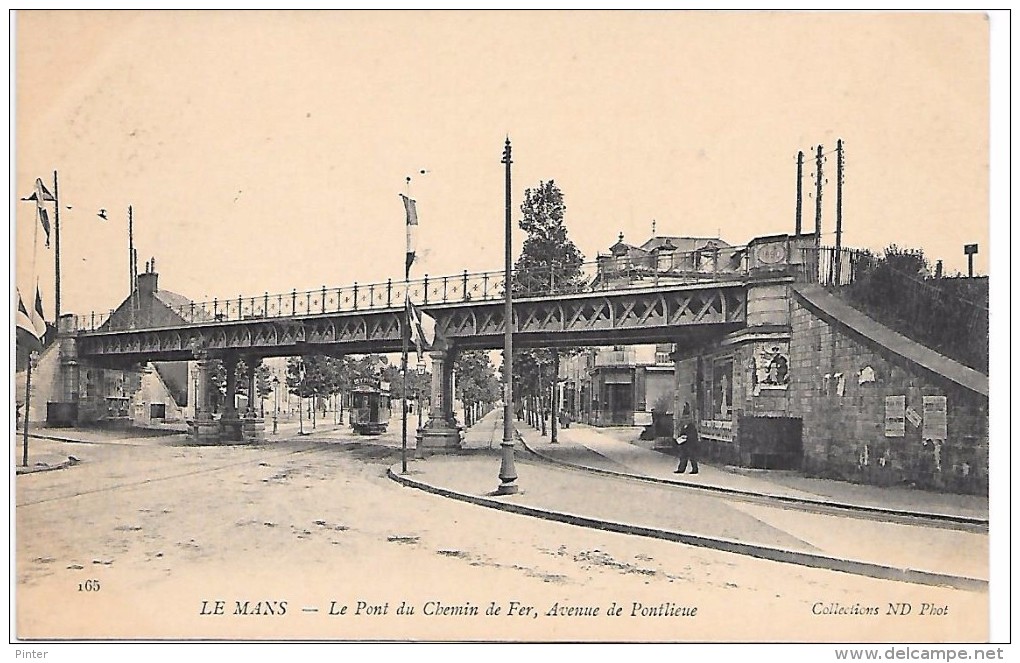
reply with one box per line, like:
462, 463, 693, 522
639, 236, 732, 252
96, 285, 211, 332
608, 240, 651, 262
154, 289, 212, 322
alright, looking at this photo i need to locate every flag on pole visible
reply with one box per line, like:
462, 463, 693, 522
401, 193, 418, 278
32, 284, 47, 339
22, 178, 55, 247
16, 289, 36, 338
405, 297, 436, 362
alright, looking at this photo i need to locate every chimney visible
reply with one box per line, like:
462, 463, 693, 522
137, 269, 158, 298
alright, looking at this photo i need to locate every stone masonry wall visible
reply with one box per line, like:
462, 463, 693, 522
789, 298, 988, 495
14, 342, 60, 423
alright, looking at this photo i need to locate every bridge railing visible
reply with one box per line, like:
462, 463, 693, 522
797, 246, 867, 286
74, 245, 751, 333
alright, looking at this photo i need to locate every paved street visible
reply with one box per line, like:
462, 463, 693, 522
15, 415, 988, 642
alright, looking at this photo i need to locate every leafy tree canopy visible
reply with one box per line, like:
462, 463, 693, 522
513, 180, 585, 296
286, 354, 387, 399
381, 362, 431, 401
454, 350, 501, 405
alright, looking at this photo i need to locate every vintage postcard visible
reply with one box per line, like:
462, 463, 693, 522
10, 9, 1006, 656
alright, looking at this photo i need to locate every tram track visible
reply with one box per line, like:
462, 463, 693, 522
17, 431, 182, 448
15, 441, 328, 508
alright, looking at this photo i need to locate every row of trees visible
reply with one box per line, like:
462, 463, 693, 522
285, 354, 390, 427
282, 350, 501, 429
453, 349, 501, 427
203, 349, 503, 429
507, 180, 586, 437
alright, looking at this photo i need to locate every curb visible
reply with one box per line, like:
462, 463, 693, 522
387, 464, 987, 593
516, 433, 988, 532
16, 459, 79, 475
18, 431, 185, 446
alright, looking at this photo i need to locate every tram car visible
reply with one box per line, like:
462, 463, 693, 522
350, 381, 391, 435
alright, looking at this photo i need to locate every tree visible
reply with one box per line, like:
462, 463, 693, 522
454, 350, 501, 426
513, 180, 586, 297
381, 363, 431, 402
255, 364, 274, 416
510, 180, 586, 435
207, 359, 250, 413
286, 354, 358, 428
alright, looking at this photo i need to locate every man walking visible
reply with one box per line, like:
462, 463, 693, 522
674, 417, 700, 475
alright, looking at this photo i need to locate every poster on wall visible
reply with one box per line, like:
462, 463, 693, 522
751, 341, 789, 395
884, 395, 906, 437
922, 395, 948, 439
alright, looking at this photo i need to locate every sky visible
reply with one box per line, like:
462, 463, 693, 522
13, 10, 997, 323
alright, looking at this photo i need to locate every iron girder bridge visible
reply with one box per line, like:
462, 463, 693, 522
73, 255, 754, 364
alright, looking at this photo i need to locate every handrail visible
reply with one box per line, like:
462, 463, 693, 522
74, 245, 752, 333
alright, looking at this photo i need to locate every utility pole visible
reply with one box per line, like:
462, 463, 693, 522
814, 144, 824, 246
835, 139, 844, 283
795, 151, 804, 236
128, 205, 135, 329
53, 171, 61, 322
497, 137, 519, 495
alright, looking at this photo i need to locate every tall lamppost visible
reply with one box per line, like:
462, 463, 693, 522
22, 351, 39, 467
272, 375, 280, 435
416, 358, 426, 434
497, 137, 519, 495
298, 359, 307, 435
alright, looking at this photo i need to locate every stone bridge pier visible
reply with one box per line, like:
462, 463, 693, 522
417, 343, 462, 450
198, 352, 266, 445
192, 352, 221, 444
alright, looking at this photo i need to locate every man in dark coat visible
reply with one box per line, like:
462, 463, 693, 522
674, 419, 700, 475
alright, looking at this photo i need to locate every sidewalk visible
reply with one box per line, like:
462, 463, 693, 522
519, 420, 989, 523
390, 409, 988, 589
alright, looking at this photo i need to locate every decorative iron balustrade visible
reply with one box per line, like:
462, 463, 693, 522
798, 246, 867, 286
75, 246, 751, 334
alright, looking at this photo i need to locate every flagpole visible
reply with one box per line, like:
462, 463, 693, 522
401, 176, 412, 475
401, 287, 409, 475
53, 170, 60, 322
29, 184, 40, 315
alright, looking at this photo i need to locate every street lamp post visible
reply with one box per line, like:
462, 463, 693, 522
22, 351, 39, 467
416, 358, 426, 435
272, 375, 279, 435
497, 137, 519, 495
298, 359, 306, 435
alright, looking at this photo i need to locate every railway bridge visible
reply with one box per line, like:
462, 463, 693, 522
54, 234, 808, 447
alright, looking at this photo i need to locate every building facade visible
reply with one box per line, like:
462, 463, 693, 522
560, 344, 675, 427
